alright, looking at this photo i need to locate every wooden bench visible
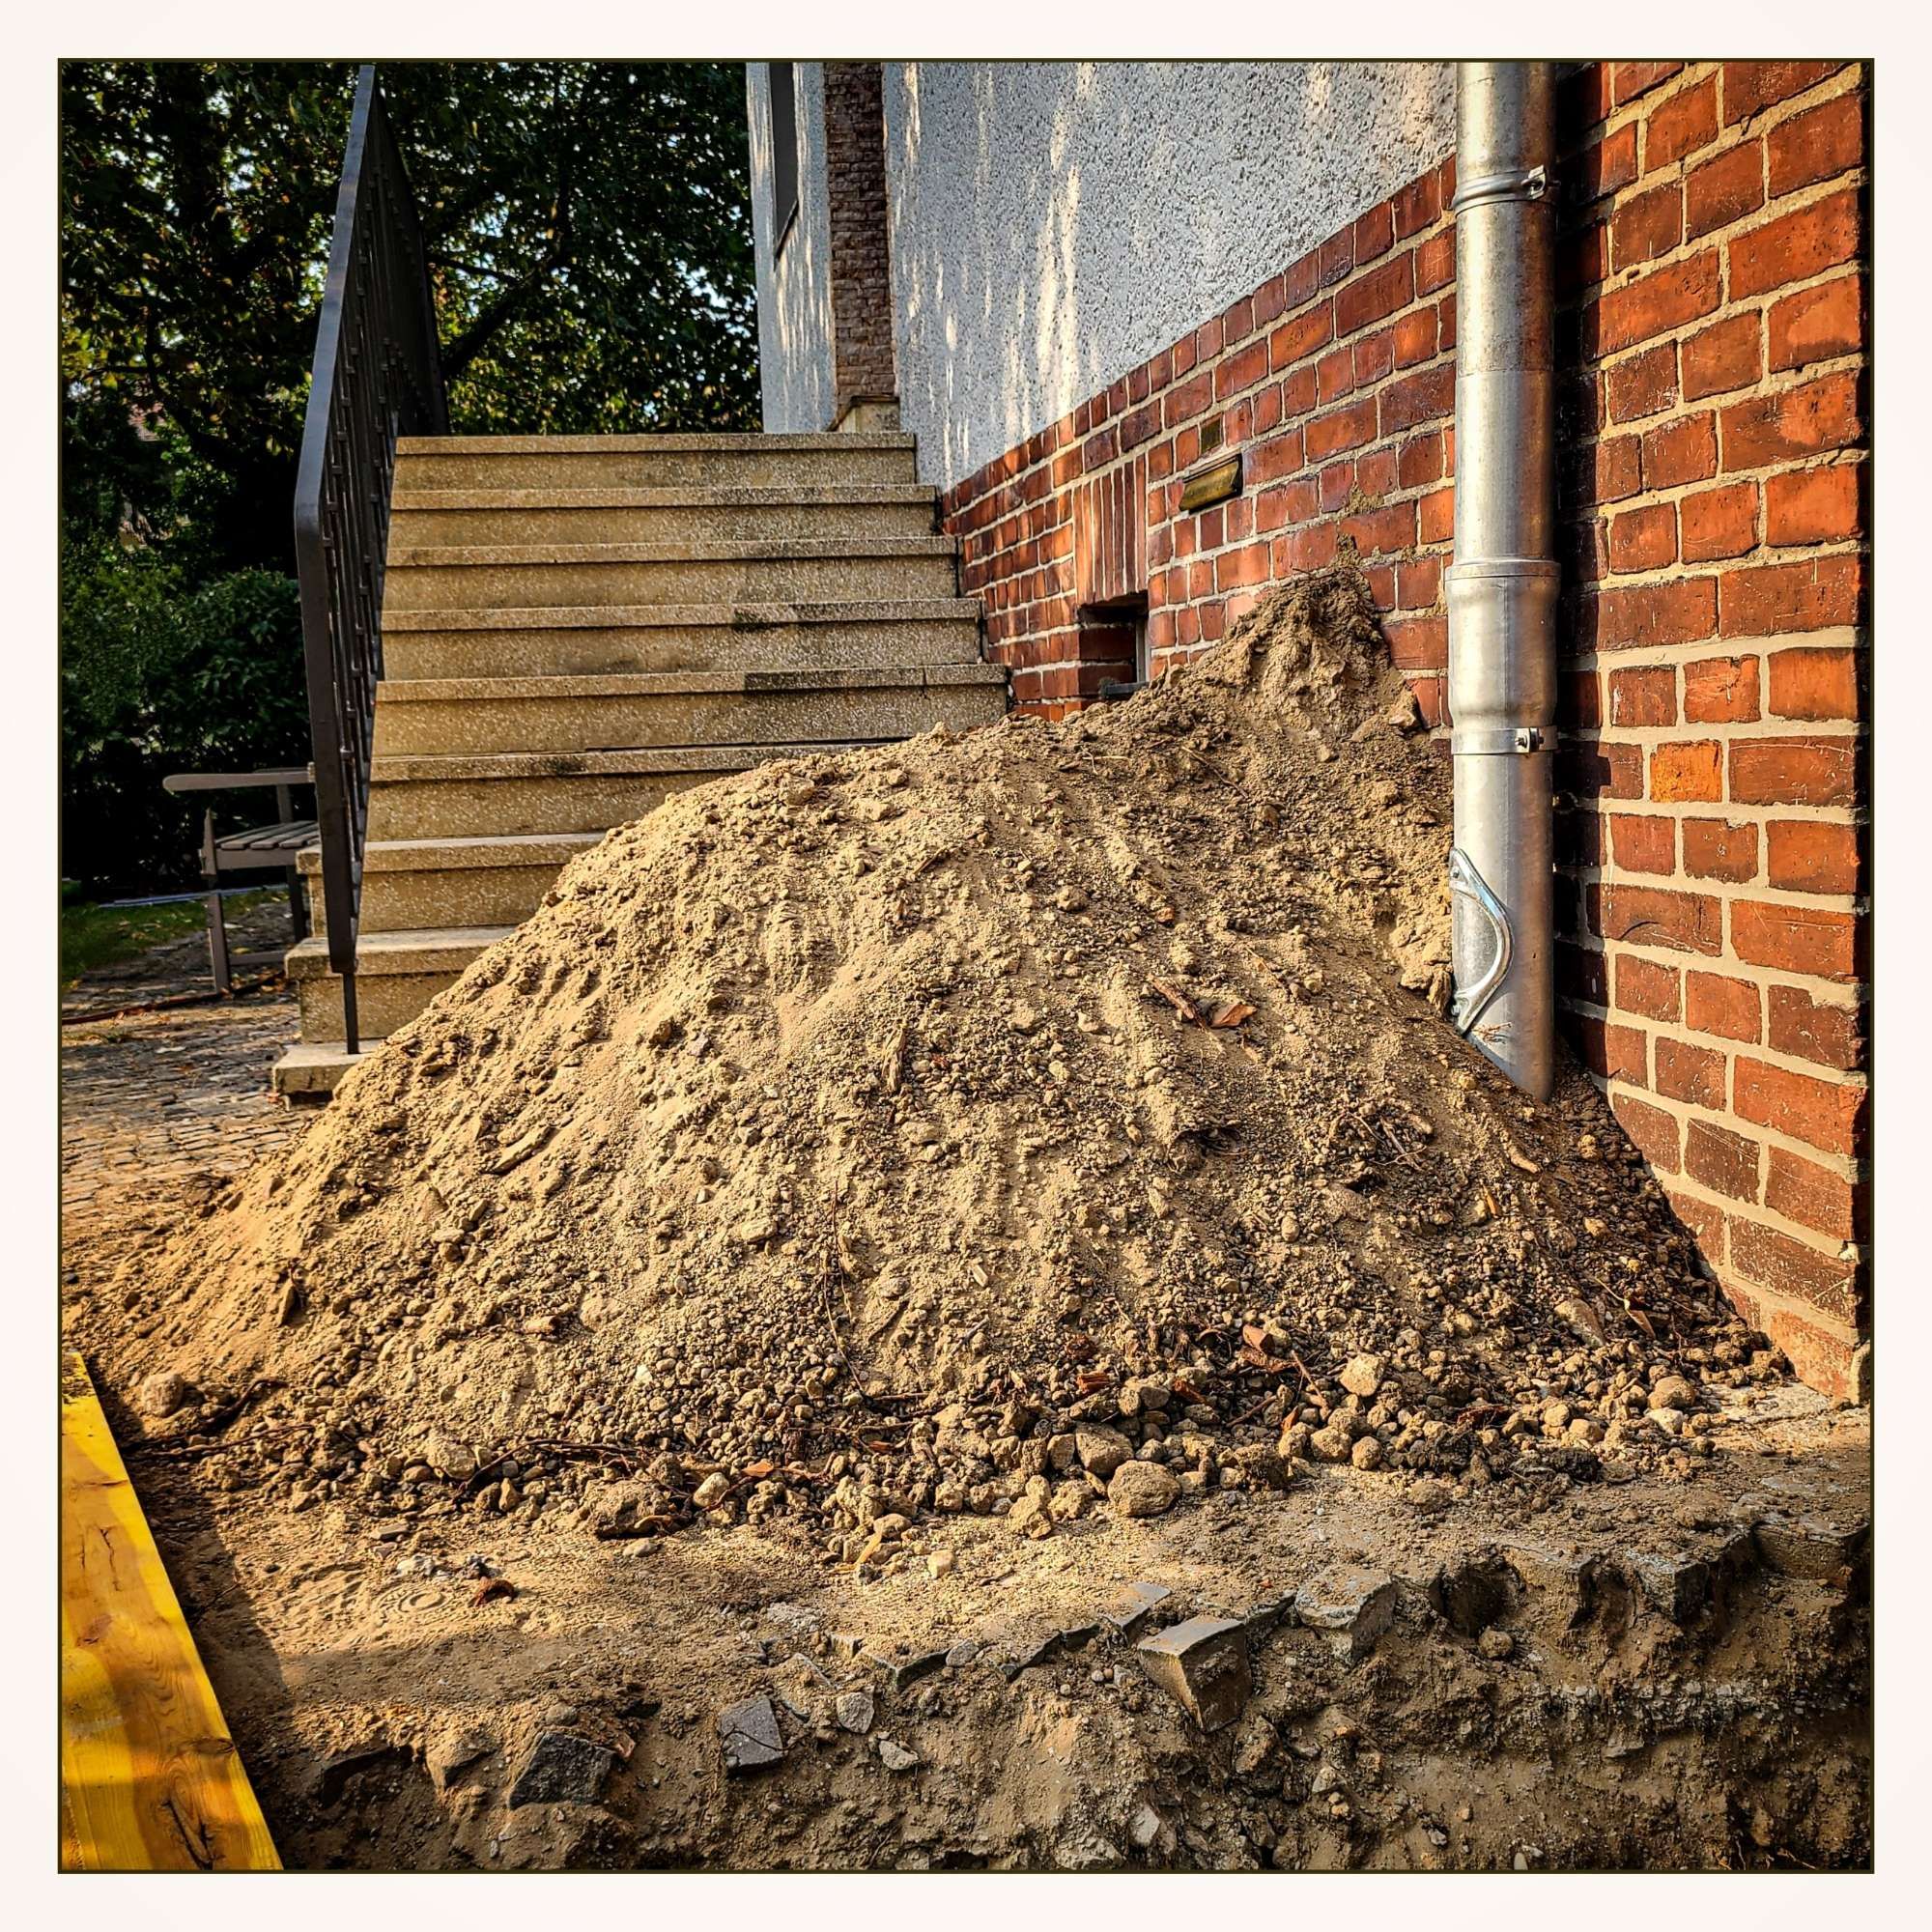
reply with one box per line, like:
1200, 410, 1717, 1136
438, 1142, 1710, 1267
160, 769, 318, 994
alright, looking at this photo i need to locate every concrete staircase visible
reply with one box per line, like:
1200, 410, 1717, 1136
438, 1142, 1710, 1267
273, 431, 1004, 1098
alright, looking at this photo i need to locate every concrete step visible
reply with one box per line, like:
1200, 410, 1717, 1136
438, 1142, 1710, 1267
302, 831, 606, 933
394, 432, 918, 492
368, 663, 1009, 758
271, 1039, 368, 1102
364, 742, 890, 840
287, 925, 511, 1040
388, 483, 937, 548
383, 538, 960, 611
380, 599, 985, 681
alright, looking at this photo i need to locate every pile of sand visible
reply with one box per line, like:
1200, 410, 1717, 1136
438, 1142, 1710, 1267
128, 569, 1762, 1551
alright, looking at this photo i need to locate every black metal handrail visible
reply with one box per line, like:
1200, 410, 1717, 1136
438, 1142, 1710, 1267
294, 65, 446, 1054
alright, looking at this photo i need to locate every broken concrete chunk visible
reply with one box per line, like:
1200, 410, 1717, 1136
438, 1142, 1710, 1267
863, 1645, 949, 1692
1294, 1564, 1399, 1661
717, 1694, 784, 1773
1751, 1507, 1866, 1581
877, 1737, 921, 1772
507, 1731, 616, 1807
1135, 1615, 1253, 1732
427, 1726, 497, 1794
1103, 1579, 1174, 1639
834, 1690, 875, 1735
1339, 1353, 1386, 1399
1625, 1551, 1713, 1625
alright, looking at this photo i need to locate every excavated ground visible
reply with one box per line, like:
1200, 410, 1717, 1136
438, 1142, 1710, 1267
63, 568, 1872, 1869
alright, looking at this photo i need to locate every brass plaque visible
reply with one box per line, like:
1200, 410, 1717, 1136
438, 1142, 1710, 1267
1179, 451, 1242, 515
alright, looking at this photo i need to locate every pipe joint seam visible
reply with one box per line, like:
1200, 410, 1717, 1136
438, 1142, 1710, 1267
1449, 164, 1549, 213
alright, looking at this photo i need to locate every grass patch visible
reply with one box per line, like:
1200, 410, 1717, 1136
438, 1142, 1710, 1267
60, 891, 278, 987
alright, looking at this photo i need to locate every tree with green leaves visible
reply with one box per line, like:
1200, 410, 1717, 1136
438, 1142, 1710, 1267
61, 61, 758, 894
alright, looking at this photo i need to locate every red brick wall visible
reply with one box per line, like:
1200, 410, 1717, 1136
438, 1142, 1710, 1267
822, 62, 898, 423
938, 59, 1870, 1398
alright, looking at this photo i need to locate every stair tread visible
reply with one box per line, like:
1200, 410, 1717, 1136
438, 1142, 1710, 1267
398, 432, 914, 454
287, 926, 514, 978
376, 663, 1006, 702
299, 830, 607, 875
389, 536, 956, 567
370, 741, 895, 782
393, 484, 934, 509
383, 598, 980, 633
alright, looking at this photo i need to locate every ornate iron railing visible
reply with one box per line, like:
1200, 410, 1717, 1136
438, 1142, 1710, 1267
294, 65, 446, 1053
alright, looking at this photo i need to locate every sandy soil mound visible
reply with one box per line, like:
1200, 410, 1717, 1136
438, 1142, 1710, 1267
130, 568, 1761, 1551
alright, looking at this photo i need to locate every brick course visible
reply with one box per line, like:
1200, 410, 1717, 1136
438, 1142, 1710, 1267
822, 63, 898, 423
939, 59, 1869, 1398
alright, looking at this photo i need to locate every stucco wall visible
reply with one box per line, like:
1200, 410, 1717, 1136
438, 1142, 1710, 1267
883, 61, 1457, 489
748, 61, 837, 433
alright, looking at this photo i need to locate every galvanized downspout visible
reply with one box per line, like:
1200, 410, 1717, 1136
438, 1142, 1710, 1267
1446, 60, 1560, 1099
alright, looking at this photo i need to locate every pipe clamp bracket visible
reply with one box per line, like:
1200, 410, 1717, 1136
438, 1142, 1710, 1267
1452, 726, 1547, 755
1450, 164, 1549, 212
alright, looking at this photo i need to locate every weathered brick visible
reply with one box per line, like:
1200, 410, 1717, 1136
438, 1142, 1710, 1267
1674, 486, 1754, 567
1685, 141, 1765, 240
1719, 372, 1861, 469
1730, 735, 1856, 806
1764, 1145, 1857, 1239
1305, 398, 1378, 462
1585, 577, 1718, 651
1612, 182, 1685, 270
1647, 76, 1719, 167
1719, 554, 1861, 638
1768, 646, 1858, 725
1681, 817, 1759, 882
1614, 61, 1685, 107
1335, 252, 1414, 336
1686, 1118, 1762, 1201
1681, 313, 1762, 401
1656, 1036, 1727, 1108
1643, 412, 1719, 489
1606, 342, 1680, 423
1721, 61, 1841, 126
1566, 434, 1643, 509
1733, 1057, 1864, 1156
1767, 92, 1863, 196
1378, 362, 1455, 436
1685, 970, 1761, 1041
1730, 1217, 1859, 1324
1764, 465, 1861, 546
1768, 275, 1863, 371
1682, 652, 1760, 723
1577, 1015, 1649, 1086
1611, 1091, 1682, 1171
1558, 939, 1610, 1008
1727, 189, 1861, 301
1608, 501, 1677, 572
1730, 898, 1859, 980
1650, 740, 1723, 802
1767, 983, 1864, 1071
1616, 952, 1682, 1021
1667, 1185, 1728, 1264
1595, 883, 1723, 955
1607, 666, 1676, 726
1766, 819, 1860, 895
1592, 252, 1720, 355
1610, 811, 1676, 874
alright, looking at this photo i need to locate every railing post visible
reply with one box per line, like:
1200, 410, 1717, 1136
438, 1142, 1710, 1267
293, 65, 445, 1062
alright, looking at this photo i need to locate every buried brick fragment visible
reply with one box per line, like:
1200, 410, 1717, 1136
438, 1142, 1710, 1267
1101, 1578, 1173, 1639
508, 1731, 616, 1806
1135, 1615, 1253, 1732
1294, 1563, 1400, 1661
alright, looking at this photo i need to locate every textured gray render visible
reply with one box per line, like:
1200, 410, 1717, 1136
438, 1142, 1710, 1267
748, 62, 837, 433
882, 61, 1458, 489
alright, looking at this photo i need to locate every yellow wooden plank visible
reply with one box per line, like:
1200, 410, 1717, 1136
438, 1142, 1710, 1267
60, 1351, 280, 1871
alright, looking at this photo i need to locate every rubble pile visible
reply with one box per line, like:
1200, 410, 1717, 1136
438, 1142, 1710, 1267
131, 567, 1772, 1559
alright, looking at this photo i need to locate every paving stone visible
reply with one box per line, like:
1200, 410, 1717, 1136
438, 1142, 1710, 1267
1624, 1551, 1713, 1624
1750, 1507, 1867, 1582
1294, 1564, 1400, 1661
717, 1694, 784, 1773
1136, 1615, 1253, 1732
507, 1731, 616, 1806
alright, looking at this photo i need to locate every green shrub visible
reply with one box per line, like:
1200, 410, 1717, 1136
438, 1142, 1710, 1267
61, 530, 310, 895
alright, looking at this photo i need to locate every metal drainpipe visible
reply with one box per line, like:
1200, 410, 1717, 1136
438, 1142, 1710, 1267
1446, 60, 1560, 1100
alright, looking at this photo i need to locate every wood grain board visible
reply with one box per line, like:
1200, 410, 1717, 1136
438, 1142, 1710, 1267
59, 1351, 280, 1871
